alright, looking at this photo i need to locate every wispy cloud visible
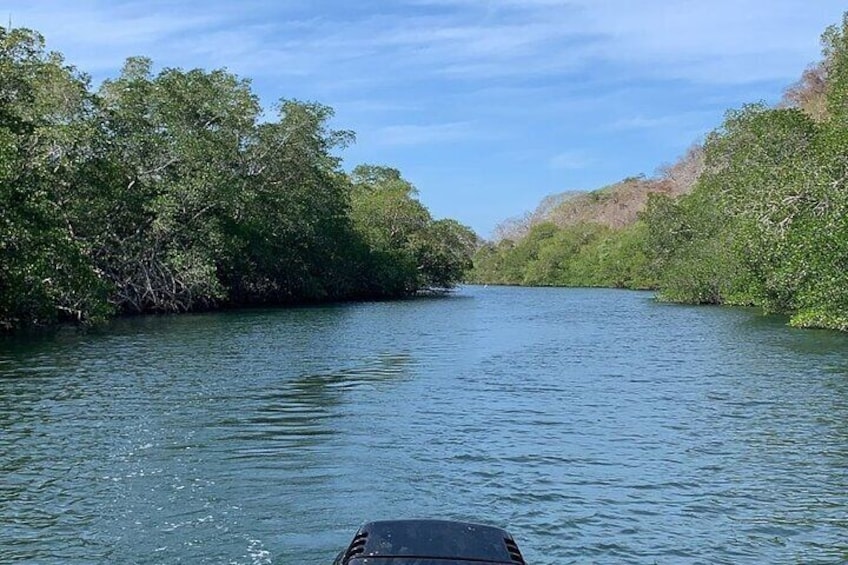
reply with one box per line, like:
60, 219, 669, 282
11, 2, 221, 70
14, 0, 842, 89
604, 115, 678, 131
371, 122, 479, 146
549, 150, 593, 170
395, 0, 839, 84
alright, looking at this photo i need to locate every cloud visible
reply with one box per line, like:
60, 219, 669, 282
397, 0, 842, 84
604, 115, 678, 131
11, 2, 221, 69
549, 150, 593, 170
600, 111, 712, 132
372, 122, 478, 146
13, 0, 844, 91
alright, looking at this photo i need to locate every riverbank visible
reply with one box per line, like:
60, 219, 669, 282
0, 28, 475, 333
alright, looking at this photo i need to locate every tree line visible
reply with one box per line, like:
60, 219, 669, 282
471, 12, 848, 331
0, 27, 476, 331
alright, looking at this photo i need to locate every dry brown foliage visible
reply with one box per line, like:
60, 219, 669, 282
492, 145, 703, 242
781, 62, 828, 121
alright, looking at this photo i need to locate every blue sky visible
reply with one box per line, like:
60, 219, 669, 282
8, 1, 847, 237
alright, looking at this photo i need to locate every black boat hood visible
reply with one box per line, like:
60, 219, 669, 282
332, 519, 526, 565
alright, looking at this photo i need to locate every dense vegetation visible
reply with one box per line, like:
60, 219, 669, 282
472, 220, 654, 289
471, 13, 848, 331
0, 27, 475, 331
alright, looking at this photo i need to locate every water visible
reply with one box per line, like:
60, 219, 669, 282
1, 286, 847, 564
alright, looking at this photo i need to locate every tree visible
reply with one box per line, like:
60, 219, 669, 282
412, 219, 477, 290
0, 27, 108, 328
95, 58, 264, 312
349, 165, 474, 294
222, 99, 357, 303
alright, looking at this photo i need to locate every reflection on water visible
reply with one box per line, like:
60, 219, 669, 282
1, 287, 847, 564
219, 353, 414, 462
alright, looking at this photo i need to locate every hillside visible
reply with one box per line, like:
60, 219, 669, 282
492, 144, 704, 242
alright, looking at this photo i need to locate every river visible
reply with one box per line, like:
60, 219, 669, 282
1, 286, 846, 564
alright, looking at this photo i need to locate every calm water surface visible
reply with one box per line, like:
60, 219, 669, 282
1, 286, 847, 564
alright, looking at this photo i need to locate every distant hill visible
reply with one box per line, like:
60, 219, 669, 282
492, 144, 704, 242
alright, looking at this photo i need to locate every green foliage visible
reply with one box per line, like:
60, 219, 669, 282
94, 58, 265, 312
639, 16, 848, 329
0, 27, 475, 331
219, 99, 358, 304
470, 221, 654, 289
587, 221, 655, 289
0, 27, 110, 328
823, 12, 848, 123
414, 219, 477, 289
349, 165, 475, 295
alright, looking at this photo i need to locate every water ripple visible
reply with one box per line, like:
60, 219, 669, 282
1, 288, 847, 564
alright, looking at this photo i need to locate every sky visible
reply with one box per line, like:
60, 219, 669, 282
7, 1, 847, 238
